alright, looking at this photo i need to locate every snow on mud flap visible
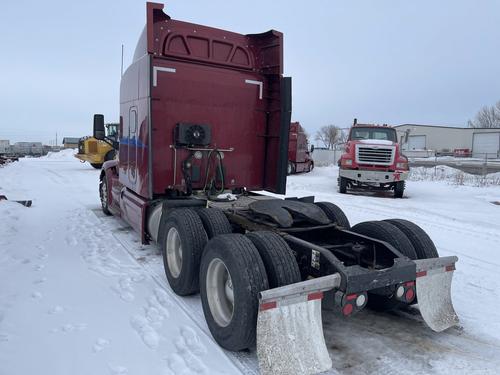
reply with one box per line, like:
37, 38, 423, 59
257, 274, 341, 375
415, 255, 459, 332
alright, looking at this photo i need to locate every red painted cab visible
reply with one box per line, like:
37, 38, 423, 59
287, 122, 314, 174
99, 2, 291, 241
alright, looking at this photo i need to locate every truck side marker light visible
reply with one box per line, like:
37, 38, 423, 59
396, 286, 405, 298
346, 293, 357, 301
342, 303, 354, 316
355, 294, 366, 307
153, 66, 176, 86
405, 288, 415, 302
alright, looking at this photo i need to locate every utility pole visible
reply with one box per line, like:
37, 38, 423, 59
121, 44, 124, 77
56, 132, 58, 146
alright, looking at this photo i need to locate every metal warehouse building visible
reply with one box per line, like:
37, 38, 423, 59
394, 124, 500, 158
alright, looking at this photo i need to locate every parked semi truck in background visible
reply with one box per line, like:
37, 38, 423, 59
94, 3, 458, 374
75, 123, 118, 169
287, 121, 314, 174
338, 119, 410, 198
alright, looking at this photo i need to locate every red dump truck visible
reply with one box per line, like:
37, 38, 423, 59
338, 119, 410, 198
95, 3, 458, 374
287, 122, 314, 174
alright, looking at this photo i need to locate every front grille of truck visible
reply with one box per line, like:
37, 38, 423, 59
355, 145, 395, 166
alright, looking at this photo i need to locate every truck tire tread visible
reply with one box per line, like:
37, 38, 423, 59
315, 201, 351, 229
246, 231, 301, 288
351, 220, 417, 260
339, 177, 348, 194
197, 208, 232, 239
160, 209, 208, 296
384, 219, 439, 259
394, 181, 405, 198
351, 220, 417, 311
200, 234, 268, 350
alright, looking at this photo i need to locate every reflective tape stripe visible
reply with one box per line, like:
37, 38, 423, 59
307, 292, 324, 301
260, 301, 277, 311
416, 271, 427, 278
245, 79, 263, 99
153, 66, 176, 87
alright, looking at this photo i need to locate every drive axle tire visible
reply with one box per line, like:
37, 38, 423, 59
200, 234, 268, 351
351, 221, 417, 311
197, 208, 232, 239
315, 201, 351, 229
339, 176, 348, 194
246, 231, 301, 288
160, 209, 208, 296
394, 181, 405, 198
384, 219, 439, 259
99, 177, 112, 216
91, 163, 103, 169
351, 221, 417, 260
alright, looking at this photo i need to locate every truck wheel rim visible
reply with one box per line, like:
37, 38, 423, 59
166, 227, 182, 278
100, 181, 107, 209
206, 258, 234, 327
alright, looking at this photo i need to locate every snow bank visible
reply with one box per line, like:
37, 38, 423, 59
409, 165, 500, 186
43, 148, 77, 160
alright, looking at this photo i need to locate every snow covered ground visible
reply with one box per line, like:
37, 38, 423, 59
1, 152, 500, 375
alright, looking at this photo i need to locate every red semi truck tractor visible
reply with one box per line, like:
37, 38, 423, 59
287, 122, 314, 174
338, 120, 410, 198
94, 3, 458, 374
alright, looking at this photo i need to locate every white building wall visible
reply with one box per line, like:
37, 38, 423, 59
0, 140, 9, 154
12, 142, 43, 155
312, 149, 342, 166
395, 125, 473, 152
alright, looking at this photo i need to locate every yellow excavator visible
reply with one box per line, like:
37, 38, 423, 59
75, 123, 119, 169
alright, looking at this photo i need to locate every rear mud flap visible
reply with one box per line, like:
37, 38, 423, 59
256, 274, 340, 375
415, 256, 459, 332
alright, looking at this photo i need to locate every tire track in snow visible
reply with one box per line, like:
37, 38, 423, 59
88, 211, 258, 375
68, 207, 244, 374
92, 209, 500, 375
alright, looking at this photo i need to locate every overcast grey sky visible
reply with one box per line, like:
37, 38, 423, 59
1, 0, 500, 144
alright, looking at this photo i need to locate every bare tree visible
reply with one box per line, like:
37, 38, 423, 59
338, 129, 349, 145
468, 101, 500, 128
314, 125, 341, 149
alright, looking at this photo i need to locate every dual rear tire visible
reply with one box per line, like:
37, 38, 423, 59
351, 219, 438, 310
160, 208, 301, 351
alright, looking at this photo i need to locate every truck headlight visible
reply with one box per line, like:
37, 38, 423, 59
343, 159, 352, 166
396, 162, 408, 170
